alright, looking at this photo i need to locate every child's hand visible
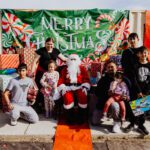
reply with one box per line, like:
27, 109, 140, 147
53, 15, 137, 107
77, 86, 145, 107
137, 93, 144, 98
46, 85, 51, 88
121, 95, 128, 101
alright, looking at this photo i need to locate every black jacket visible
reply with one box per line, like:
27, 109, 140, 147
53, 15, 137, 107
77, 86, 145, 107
95, 73, 114, 110
121, 48, 138, 79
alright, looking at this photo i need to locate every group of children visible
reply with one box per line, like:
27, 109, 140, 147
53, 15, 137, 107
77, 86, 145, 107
3, 32, 150, 135
100, 45, 150, 134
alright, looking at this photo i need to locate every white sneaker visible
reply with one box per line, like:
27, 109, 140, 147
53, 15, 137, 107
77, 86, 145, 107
10, 118, 17, 126
112, 121, 121, 133
101, 115, 108, 122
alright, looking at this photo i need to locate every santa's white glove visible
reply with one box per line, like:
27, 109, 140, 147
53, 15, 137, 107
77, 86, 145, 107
62, 86, 71, 95
82, 87, 87, 96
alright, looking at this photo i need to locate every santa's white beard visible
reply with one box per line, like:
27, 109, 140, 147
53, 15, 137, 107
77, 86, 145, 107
67, 61, 80, 83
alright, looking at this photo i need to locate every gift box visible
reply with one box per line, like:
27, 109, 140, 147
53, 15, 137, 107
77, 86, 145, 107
17, 48, 35, 72
27, 80, 38, 105
90, 62, 101, 77
0, 54, 19, 69
0, 73, 18, 92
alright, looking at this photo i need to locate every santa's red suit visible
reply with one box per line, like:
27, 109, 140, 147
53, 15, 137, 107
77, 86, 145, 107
58, 55, 90, 110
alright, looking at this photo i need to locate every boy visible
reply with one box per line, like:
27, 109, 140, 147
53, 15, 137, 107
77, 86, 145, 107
121, 33, 139, 80
125, 46, 150, 135
4, 63, 39, 126
121, 33, 140, 131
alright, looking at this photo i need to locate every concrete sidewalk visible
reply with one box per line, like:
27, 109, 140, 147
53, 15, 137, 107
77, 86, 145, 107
0, 112, 150, 143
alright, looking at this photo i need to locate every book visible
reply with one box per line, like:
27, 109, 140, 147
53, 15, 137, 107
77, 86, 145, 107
129, 95, 150, 116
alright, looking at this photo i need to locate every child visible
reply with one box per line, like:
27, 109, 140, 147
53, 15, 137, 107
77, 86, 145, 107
101, 71, 130, 124
3, 63, 39, 126
125, 46, 150, 135
40, 60, 59, 118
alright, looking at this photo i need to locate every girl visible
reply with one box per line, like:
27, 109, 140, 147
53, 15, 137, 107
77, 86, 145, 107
101, 71, 130, 124
40, 60, 59, 118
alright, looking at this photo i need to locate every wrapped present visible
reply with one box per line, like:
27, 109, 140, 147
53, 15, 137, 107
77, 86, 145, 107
90, 62, 101, 77
17, 48, 35, 72
27, 80, 38, 105
0, 54, 19, 69
0, 73, 18, 92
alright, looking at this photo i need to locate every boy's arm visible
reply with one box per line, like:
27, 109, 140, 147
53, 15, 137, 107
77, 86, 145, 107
3, 79, 14, 110
3, 90, 13, 111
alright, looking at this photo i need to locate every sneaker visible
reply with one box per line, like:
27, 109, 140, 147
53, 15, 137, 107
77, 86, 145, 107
101, 115, 108, 122
121, 119, 125, 127
112, 121, 121, 133
124, 124, 134, 133
10, 118, 17, 126
137, 125, 149, 135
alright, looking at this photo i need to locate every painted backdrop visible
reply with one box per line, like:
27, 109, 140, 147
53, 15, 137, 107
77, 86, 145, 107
1, 9, 129, 66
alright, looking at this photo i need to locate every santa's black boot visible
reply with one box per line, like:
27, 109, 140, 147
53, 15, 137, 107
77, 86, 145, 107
77, 107, 88, 124
65, 108, 75, 125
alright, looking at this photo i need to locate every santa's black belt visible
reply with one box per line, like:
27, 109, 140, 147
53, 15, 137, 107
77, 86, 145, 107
66, 83, 81, 86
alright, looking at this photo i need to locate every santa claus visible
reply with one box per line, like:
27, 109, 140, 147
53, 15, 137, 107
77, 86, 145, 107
58, 54, 90, 124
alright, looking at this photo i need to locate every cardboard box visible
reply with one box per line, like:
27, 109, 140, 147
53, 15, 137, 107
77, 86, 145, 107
0, 54, 19, 69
